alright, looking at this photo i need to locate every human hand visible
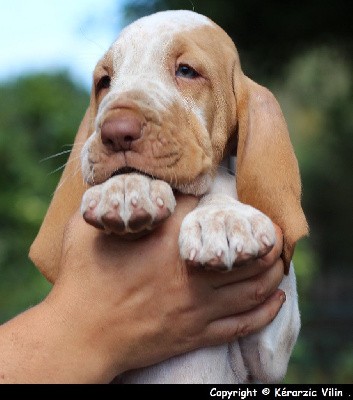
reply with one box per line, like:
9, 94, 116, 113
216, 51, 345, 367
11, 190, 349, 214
43, 194, 284, 382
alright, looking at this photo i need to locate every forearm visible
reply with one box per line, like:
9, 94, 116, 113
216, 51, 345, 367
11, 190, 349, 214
0, 300, 114, 384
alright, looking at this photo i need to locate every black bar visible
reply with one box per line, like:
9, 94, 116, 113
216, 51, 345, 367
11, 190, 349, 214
0, 383, 352, 398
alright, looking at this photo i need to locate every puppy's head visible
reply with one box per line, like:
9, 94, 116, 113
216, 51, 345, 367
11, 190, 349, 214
81, 10, 239, 195
30, 10, 308, 282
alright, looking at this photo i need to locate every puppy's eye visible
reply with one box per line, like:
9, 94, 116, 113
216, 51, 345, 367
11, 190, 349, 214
96, 75, 111, 92
176, 64, 200, 79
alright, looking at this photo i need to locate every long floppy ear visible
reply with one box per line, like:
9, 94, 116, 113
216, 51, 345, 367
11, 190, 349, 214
235, 76, 308, 273
29, 108, 91, 283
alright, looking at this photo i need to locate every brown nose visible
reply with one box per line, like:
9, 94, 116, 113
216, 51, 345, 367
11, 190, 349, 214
101, 110, 143, 151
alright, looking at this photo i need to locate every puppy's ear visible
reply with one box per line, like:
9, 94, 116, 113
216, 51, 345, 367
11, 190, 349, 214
235, 76, 308, 272
29, 108, 91, 283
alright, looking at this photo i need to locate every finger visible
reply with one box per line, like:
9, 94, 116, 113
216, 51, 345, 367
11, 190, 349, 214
202, 289, 286, 346
255, 223, 283, 269
208, 257, 284, 318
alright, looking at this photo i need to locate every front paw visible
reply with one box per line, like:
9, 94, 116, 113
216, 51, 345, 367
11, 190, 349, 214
81, 174, 176, 234
179, 200, 276, 271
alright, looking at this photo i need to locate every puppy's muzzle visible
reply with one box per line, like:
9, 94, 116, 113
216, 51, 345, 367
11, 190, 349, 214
101, 108, 145, 152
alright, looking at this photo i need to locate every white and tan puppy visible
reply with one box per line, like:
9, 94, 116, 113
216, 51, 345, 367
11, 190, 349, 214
30, 10, 308, 383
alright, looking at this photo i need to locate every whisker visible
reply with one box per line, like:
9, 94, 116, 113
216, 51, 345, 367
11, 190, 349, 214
40, 149, 72, 162
78, 27, 107, 52
41, 140, 90, 163
48, 162, 69, 175
72, 162, 83, 179
47, 153, 81, 175
51, 156, 84, 196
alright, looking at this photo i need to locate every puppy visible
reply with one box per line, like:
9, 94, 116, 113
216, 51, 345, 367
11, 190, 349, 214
30, 10, 308, 383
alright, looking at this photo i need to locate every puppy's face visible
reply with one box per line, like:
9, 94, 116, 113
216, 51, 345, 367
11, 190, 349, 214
81, 11, 242, 195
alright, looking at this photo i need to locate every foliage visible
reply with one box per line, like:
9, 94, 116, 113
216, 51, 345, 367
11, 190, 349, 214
269, 46, 353, 383
277, 47, 353, 271
0, 72, 89, 322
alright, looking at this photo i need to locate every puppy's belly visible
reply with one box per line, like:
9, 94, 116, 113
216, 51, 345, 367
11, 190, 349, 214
118, 344, 246, 384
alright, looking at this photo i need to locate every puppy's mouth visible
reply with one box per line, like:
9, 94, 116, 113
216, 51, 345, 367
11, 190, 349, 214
110, 166, 154, 180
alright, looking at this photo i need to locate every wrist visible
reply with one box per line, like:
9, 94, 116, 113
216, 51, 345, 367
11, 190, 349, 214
0, 294, 117, 383
40, 289, 118, 383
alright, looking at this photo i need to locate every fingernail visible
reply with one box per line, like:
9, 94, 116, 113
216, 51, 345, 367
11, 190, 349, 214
279, 291, 286, 303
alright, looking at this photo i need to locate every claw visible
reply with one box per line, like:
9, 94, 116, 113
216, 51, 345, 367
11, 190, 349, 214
261, 234, 271, 247
88, 199, 97, 209
189, 248, 197, 261
156, 197, 164, 207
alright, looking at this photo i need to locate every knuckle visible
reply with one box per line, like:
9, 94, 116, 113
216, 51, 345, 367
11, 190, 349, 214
232, 321, 252, 339
261, 246, 279, 268
268, 301, 281, 322
254, 281, 268, 304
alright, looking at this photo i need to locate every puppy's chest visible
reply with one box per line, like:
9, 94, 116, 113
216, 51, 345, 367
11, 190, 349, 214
208, 166, 237, 200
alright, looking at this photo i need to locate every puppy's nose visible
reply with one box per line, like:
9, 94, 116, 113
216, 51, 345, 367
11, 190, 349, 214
101, 111, 143, 151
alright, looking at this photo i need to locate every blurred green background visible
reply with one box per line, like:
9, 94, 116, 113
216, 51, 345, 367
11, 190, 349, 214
0, 0, 352, 383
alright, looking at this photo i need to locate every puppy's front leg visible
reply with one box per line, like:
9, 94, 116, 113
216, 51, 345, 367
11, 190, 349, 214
80, 174, 176, 234
178, 186, 299, 383
179, 193, 276, 271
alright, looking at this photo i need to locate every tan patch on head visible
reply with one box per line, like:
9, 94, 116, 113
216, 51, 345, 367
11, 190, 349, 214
172, 25, 240, 162
90, 51, 114, 117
